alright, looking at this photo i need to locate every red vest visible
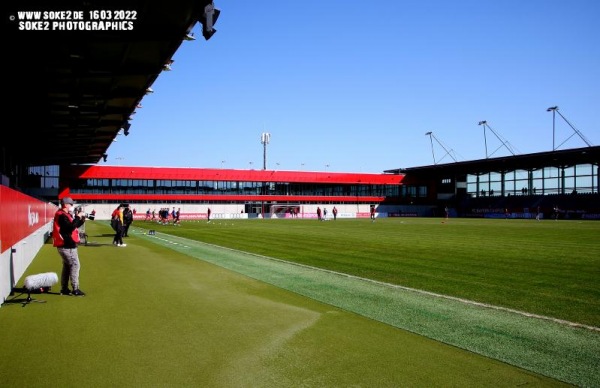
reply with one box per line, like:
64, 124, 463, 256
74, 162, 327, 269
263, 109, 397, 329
53, 209, 80, 247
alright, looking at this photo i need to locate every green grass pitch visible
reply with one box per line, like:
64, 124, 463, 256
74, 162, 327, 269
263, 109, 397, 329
0, 217, 597, 386
139, 217, 600, 328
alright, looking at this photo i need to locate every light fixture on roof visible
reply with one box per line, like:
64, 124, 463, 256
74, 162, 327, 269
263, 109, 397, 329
102, 154, 108, 163
184, 32, 196, 41
136, 103, 143, 109
146, 87, 154, 95
123, 122, 131, 136
163, 60, 174, 71
200, 1, 220, 40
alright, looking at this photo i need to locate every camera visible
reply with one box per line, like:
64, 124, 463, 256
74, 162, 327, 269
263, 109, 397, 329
74, 206, 88, 218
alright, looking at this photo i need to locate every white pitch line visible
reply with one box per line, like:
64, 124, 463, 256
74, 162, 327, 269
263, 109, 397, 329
151, 230, 600, 333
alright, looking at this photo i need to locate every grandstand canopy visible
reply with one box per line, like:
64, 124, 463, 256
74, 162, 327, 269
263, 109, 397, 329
5, 0, 216, 167
386, 146, 600, 177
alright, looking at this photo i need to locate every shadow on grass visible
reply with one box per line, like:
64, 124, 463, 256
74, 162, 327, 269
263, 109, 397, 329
3, 287, 61, 307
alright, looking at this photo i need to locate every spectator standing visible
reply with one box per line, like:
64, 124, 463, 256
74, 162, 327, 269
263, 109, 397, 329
111, 205, 126, 247
122, 207, 133, 237
174, 208, 181, 226
52, 197, 86, 296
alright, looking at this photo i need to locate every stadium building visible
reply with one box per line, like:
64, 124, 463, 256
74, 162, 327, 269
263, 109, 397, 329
1, 0, 599, 302
17, 144, 600, 221
54, 164, 406, 220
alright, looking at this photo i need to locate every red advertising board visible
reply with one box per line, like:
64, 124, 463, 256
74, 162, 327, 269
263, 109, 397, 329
0, 185, 56, 253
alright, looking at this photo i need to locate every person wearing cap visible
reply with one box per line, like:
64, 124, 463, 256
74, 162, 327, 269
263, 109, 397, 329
52, 197, 86, 296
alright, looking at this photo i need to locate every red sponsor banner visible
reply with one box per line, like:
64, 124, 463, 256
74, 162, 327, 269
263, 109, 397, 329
0, 185, 56, 253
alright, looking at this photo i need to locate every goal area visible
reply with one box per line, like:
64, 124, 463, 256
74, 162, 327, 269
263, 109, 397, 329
270, 204, 301, 218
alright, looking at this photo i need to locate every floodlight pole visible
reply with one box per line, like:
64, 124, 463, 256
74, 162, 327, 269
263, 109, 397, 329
425, 132, 436, 164
478, 121, 489, 158
547, 106, 558, 151
548, 106, 594, 150
261, 132, 270, 170
478, 120, 516, 157
425, 131, 457, 164
260, 132, 270, 219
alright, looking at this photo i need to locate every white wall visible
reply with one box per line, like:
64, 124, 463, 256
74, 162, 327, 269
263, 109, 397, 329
82, 203, 378, 220
0, 223, 52, 305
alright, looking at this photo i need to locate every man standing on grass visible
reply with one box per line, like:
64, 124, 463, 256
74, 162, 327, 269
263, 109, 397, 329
52, 197, 86, 296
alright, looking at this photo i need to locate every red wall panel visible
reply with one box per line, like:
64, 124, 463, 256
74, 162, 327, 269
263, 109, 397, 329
0, 185, 57, 253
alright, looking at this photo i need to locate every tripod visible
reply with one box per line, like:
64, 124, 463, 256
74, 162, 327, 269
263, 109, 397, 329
25, 287, 51, 304
5, 287, 51, 307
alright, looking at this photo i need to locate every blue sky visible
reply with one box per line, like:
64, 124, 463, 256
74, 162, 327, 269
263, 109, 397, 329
107, 0, 600, 172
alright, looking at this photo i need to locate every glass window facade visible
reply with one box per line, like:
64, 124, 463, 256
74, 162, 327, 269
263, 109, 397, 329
466, 163, 598, 197
70, 178, 401, 200
27, 165, 59, 189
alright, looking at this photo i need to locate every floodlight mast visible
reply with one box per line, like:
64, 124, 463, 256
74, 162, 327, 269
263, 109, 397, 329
260, 132, 270, 170
547, 106, 593, 150
547, 106, 558, 151
478, 120, 517, 158
478, 121, 488, 158
425, 132, 435, 164
425, 131, 457, 164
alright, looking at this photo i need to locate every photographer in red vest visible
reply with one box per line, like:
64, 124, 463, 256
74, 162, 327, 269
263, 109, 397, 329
52, 197, 86, 296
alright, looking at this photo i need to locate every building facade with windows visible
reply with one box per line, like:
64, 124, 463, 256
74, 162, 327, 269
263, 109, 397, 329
58, 165, 407, 220
388, 146, 600, 219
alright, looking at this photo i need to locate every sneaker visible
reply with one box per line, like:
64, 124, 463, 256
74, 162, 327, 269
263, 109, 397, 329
118, 243, 127, 247
72, 289, 86, 296
60, 289, 71, 296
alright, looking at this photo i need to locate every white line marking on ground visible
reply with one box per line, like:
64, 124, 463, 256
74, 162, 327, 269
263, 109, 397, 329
151, 230, 600, 333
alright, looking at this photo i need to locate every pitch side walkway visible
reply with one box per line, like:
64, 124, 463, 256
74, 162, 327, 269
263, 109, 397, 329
132, 226, 599, 387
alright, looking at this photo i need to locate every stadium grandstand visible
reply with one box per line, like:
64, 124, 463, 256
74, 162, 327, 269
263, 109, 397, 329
1, 0, 598, 303
32, 145, 600, 221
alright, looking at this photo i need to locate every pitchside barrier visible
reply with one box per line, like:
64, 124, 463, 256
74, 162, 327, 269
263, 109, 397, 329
0, 186, 57, 305
134, 212, 390, 220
